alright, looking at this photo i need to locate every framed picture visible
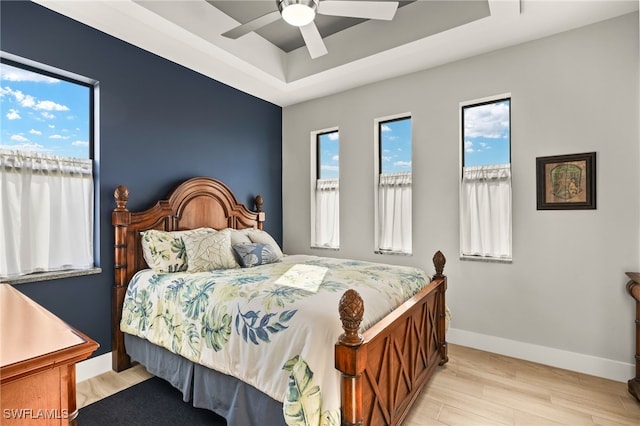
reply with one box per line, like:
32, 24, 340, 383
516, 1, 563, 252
536, 152, 596, 210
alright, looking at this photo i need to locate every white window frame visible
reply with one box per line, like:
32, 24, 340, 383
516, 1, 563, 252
374, 113, 413, 255
459, 93, 512, 263
310, 127, 339, 250
0, 51, 101, 283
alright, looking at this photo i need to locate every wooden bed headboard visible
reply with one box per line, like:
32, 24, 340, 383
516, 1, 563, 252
111, 176, 265, 370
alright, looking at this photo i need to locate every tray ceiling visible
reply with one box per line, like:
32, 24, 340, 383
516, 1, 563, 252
32, 1, 638, 106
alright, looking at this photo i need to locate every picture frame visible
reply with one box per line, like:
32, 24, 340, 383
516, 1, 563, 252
536, 152, 596, 210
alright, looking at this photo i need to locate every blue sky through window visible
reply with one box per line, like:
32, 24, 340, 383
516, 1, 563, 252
463, 99, 510, 167
0, 62, 90, 159
318, 130, 339, 179
380, 117, 411, 174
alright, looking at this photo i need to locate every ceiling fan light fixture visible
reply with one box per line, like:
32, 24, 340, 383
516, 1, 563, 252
278, 0, 318, 27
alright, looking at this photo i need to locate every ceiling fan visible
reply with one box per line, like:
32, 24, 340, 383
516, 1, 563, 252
221, 0, 399, 59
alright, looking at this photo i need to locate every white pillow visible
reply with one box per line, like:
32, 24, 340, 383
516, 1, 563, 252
140, 228, 215, 273
228, 228, 252, 245
183, 228, 239, 271
245, 229, 283, 259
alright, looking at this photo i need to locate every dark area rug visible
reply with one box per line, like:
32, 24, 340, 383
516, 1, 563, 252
77, 376, 226, 425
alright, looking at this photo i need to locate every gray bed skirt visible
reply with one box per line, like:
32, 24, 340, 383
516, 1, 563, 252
124, 334, 286, 426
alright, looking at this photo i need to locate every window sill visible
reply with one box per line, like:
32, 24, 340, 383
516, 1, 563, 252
460, 255, 512, 264
2, 267, 102, 285
311, 245, 340, 251
375, 250, 412, 256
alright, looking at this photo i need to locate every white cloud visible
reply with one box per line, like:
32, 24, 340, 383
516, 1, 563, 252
394, 160, 411, 168
48, 124, 55, 129
327, 132, 339, 141
41, 112, 55, 119
49, 134, 69, 140
382, 155, 393, 162
6, 109, 20, 120
72, 140, 89, 147
466, 140, 492, 154
0, 142, 48, 152
29, 129, 42, 135
2, 86, 21, 101
35, 100, 69, 112
21, 95, 36, 108
331, 155, 339, 161
1, 65, 60, 84
10, 134, 29, 142
381, 124, 392, 132
464, 140, 474, 153
464, 101, 509, 139
2, 87, 36, 108
1, 85, 69, 113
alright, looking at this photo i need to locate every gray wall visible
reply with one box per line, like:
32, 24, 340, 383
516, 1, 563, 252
282, 13, 639, 380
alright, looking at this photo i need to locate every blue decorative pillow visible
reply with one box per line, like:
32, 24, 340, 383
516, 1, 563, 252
232, 243, 280, 268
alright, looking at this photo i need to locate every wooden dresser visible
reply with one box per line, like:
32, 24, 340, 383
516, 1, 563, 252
627, 272, 640, 402
0, 284, 98, 425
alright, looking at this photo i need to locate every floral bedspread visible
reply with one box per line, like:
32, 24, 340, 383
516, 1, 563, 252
121, 254, 430, 426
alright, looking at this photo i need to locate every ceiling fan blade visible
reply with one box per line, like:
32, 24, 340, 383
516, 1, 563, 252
221, 10, 281, 39
319, 1, 399, 20
299, 22, 328, 59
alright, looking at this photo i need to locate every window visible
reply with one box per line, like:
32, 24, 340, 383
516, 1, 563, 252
0, 54, 98, 279
460, 96, 511, 261
375, 115, 412, 254
311, 129, 339, 248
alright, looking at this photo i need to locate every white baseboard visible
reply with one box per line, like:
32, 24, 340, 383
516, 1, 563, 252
76, 352, 112, 383
447, 327, 634, 383
75, 331, 635, 385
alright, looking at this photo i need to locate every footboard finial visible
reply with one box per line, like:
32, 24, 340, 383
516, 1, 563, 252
433, 250, 446, 279
114, 185, 129, 211
338, 289, 365, 346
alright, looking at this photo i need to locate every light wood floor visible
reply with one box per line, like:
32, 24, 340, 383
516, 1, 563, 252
77, 344, 640, 425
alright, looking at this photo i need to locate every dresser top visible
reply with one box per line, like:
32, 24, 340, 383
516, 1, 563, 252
0, 284, 87, 368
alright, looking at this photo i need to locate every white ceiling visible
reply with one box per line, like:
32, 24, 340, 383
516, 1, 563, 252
34, 0, 638, 107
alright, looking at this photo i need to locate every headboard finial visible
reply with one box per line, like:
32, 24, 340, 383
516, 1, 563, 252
114, 185, 129, 211
255, 194, 263, 213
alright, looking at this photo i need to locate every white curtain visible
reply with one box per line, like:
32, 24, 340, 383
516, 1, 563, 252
0, 150, 94, 278
460, 164, 512, 259
314, 178, 339, 248
378, 172, 412, 253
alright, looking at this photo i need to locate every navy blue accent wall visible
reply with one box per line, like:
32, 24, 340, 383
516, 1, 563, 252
0, 1, 283, 357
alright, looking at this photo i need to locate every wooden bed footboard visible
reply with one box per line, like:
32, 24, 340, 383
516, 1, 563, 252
335, 251, 448, 426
